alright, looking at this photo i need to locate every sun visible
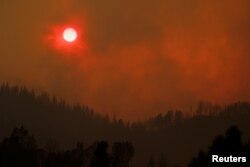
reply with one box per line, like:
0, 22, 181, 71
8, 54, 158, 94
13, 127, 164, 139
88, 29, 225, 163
46, 22, 86, 55
63, 28, 77, 42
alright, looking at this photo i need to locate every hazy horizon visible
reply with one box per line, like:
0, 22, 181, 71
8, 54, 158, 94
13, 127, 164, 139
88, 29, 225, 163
1, 0, 250, 121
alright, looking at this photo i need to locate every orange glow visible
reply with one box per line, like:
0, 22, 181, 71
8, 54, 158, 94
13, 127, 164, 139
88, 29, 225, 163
45, 19, 86, 56
3, 0, 248, 121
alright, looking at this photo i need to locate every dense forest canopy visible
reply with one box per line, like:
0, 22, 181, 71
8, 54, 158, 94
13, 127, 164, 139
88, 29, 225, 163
1, 83, 250, 166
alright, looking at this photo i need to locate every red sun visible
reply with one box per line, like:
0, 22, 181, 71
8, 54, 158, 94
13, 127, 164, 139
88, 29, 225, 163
46, 21, 86, 55
63, 27, 77, 42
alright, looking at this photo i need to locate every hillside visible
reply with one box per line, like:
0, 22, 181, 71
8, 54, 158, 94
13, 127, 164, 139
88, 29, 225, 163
1, 83, 250, 166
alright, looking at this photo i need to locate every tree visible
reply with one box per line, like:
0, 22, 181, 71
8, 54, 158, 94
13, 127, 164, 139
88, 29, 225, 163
188, 126, 250, 167
0, 126, 38, 167
90, 141, 109, 167
111, 142, 134, 167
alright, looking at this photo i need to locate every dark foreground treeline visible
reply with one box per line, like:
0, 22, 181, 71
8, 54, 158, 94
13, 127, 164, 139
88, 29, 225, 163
1, 126, 250, 167
188, 126, 250, 167
1, 83, 250, 166
0, 127, 134, 167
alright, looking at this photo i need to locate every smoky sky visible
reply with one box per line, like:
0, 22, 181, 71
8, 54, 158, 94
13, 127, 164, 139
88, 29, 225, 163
0, 0, 250, 121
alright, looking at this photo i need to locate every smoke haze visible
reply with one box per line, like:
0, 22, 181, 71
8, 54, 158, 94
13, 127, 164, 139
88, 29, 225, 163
0, 0, 250, 120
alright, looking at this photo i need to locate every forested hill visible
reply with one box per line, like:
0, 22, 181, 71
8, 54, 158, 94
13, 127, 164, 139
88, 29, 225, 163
0, 83, 132, 146
1, 83, 250, 167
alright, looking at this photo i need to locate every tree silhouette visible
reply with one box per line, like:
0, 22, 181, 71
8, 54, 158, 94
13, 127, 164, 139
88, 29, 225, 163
188, 126, 250, 167
111, 142, 134, 167
90, 141, 109, 167
1, 83, 250, 167
0, 126, 38, 167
